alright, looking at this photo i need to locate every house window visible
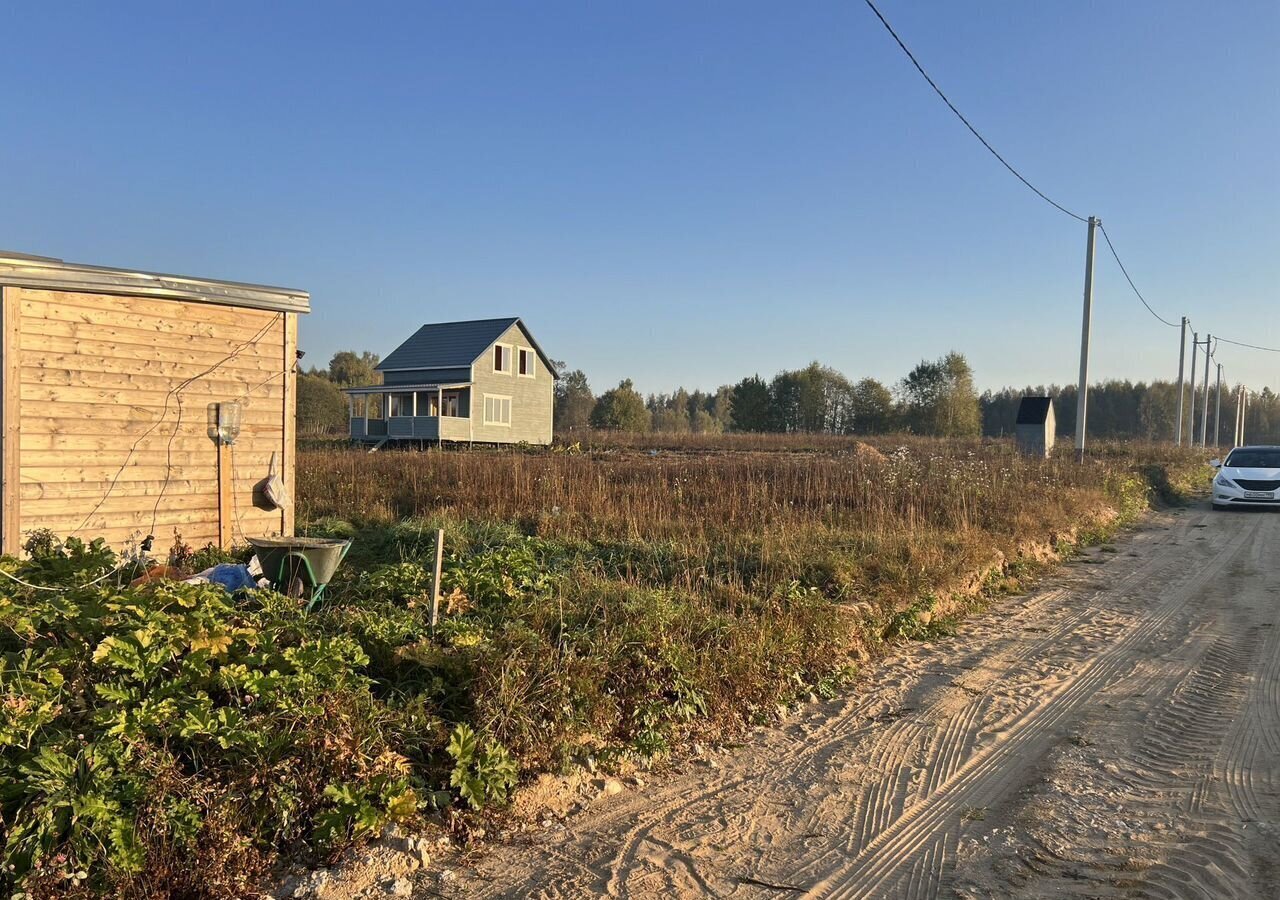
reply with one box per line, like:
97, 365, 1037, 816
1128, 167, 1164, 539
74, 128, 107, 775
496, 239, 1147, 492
417, 391, 439, 416
440, 390, 463, 417
388, 393, 414, 417
351, 395, 366, 418
483, 394, 512, 426
494, 344, 513, 374
518, 348, 535, 377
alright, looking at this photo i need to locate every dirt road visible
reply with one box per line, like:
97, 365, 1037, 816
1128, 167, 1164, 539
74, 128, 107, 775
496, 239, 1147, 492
441, 505, 1280, 899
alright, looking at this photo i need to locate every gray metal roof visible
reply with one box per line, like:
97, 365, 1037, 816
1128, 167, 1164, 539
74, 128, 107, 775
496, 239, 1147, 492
0, 251, 310, 315
1015, 396, 1053, 425
377, 317, 558, 377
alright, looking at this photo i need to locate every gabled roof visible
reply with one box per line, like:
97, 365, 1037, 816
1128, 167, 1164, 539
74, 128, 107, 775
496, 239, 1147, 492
377, 317, 558, 377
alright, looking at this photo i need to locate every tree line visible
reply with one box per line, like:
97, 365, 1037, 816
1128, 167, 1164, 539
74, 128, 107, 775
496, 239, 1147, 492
296, 347, 1280, 445
565, 352, 982, 437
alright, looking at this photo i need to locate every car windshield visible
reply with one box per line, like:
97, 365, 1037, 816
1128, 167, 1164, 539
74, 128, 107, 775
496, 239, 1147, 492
1225, 449, 1280, 468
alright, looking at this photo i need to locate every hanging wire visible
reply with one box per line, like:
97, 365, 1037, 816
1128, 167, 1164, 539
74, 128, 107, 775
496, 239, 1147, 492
144, 314, 286, 538
1215, 336, 1280, 354
72, 313, 284, 538
1096, 224, 1179, 328
861, 0, 1088, 222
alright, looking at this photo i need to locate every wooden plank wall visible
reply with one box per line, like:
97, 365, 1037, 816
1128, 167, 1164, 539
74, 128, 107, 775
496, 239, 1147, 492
6, 287, 295, 553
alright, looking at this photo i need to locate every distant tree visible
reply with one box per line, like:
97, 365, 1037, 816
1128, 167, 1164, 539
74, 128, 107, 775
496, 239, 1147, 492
730, 376, 772, 432
297, 373, 348, 434
850, 377, 895, 434
591, 379, 651, 432
939, 352, 981, 437
691, 408, 722, 434
709, 385, 734, 431
554, 367, 595, 433
794, 363, 831, 432
651, 406, 692, 433
1139, 381, 1179, 440
646, 388, 694, 433
901, 351, 980, 437
769, 370, 804, 432
328, 351, 381, 387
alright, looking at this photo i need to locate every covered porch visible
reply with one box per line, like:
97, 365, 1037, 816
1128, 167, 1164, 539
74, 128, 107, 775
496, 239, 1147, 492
345, 383, 473, 442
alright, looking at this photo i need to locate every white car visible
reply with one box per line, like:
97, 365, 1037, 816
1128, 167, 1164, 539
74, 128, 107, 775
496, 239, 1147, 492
1211, 446, 1280, 510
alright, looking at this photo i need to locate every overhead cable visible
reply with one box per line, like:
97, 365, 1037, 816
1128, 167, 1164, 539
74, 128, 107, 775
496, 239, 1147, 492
861, 0, 1088, 223
1097, 224, 1179, 328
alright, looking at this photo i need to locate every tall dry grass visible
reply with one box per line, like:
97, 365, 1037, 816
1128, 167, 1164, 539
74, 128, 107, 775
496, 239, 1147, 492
294, 435, 1206, 782
299, 436, 1204, 604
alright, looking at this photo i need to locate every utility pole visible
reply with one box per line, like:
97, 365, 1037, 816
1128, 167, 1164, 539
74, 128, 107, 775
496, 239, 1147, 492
1213, 363, 1222, 448
1200, 335, 1212, 447
1075, 216, 1099, 462
1174, 317, 1188, 446
1233, 386, 1241, 447
1233, 386, 1244, 448
1189, 333, 1199, 446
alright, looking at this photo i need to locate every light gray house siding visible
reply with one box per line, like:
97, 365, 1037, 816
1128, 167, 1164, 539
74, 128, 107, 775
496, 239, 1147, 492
468, 321, 554, 445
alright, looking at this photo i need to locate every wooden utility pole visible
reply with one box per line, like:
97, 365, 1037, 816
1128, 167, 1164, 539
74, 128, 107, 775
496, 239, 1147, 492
1075, 216, 1099, 462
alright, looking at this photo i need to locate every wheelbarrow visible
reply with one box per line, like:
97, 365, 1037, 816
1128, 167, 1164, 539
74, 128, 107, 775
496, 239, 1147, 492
246, 536, 352, 611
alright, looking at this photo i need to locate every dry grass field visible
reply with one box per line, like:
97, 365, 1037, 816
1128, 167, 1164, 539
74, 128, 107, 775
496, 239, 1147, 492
298, 435, 1207, 769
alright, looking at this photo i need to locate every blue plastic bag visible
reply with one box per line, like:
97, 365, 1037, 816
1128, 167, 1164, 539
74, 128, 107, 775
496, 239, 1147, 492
204, 563, 258, 594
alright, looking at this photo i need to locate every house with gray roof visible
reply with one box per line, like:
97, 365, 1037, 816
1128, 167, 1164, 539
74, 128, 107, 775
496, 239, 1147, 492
345, 317, 557, 446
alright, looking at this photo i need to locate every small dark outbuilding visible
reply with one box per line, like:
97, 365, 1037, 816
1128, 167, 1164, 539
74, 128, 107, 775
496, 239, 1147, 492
1015, 396, 1056, 458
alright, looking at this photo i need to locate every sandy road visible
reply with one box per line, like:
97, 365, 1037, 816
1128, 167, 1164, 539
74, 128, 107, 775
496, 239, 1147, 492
439, 504, 1280, 899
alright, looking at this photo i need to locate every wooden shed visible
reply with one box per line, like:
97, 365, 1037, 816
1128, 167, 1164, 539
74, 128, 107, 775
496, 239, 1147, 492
1015, 396, 1056, 458
0, 251, 309, 555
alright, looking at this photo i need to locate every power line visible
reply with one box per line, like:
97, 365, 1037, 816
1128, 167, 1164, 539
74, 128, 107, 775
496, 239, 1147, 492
1215, 335, 1280, 354
862, 1, 1280, 372
1096, 224, 1179, 328
861, 0, 1088, 223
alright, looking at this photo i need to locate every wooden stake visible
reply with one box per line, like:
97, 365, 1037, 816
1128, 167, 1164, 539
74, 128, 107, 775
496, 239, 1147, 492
430, 528, 444, 628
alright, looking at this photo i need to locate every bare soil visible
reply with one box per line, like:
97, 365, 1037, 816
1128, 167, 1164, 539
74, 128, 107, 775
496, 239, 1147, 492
433, 504, 1280, 899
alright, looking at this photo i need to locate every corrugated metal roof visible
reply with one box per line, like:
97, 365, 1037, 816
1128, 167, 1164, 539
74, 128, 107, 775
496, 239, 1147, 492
0, 251, 310, 314
377, 317, 558, 377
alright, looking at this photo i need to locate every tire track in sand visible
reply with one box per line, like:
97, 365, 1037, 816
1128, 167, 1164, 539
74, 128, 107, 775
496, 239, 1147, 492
805, 517, 1256, 900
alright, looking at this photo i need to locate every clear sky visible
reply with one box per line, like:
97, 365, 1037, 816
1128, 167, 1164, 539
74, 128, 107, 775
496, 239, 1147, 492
3, 1, 1277, 395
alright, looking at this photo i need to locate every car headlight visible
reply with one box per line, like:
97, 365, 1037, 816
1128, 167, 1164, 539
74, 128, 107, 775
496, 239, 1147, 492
1214, 475, 1232, 487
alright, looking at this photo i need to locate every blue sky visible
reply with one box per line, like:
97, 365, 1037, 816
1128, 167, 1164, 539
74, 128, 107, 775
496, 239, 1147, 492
3, 1, 1277, 395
